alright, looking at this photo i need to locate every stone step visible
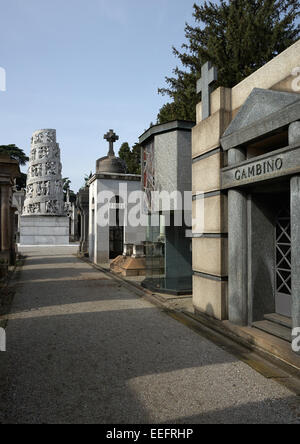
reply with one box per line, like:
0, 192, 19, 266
252, 320, 291, 343
264, 313, 292, 329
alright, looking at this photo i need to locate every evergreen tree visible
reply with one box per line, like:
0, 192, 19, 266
0, 144, 29, 165
158, 0, 300, 123
129, 143, 142, 175
118, 142, 141, 174
16, 173, 27, 190
118, 142, 131, 169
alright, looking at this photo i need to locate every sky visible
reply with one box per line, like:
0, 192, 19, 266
0, 0, 196, 191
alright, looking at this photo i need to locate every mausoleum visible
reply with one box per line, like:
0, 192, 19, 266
192, 40, 300, 352
139, 120, 194, 294
88, 130, 145, 265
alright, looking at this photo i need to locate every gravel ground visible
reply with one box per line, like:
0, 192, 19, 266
0, 246, 299, 424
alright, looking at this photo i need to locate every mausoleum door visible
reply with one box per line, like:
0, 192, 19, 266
275, 206, 292, 317
109, 202, 124, 260
109, 226, 123, 259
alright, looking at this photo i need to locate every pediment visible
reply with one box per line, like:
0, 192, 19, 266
223, 88, 300, 138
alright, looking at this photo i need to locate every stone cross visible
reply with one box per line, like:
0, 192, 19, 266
104, 129, 119, 157
196, 62, 218, 120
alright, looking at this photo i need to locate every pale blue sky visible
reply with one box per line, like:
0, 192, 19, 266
0, 0, 196, 190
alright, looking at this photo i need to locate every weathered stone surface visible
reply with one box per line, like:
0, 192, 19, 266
221, 145, 300, 190
289, 121, 300, 145
193, 274, 228, 320
221, 91, 300, 151
291, 176, 300, 330
0, 156, 20, 264
223, 88, 300, 138
228, 189, 248, 325
192, 236, 228, 277
19, 216, 69, 245
193, 109, 231, 157
77, 187, 89, 254
22, 129, 65, 216
193, 152, 222, 193
192, 194, 228, 234
196, 62, 218, 120
196, 87, 231, 125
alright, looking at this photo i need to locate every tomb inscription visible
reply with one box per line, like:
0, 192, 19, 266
221, 145, 300, 190
234, 158, 283, 181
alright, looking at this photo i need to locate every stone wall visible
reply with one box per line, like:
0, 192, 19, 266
89, 174, 145, 265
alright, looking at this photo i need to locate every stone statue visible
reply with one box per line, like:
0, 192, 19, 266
43, 181, 50, 196
36, 182, 42, 196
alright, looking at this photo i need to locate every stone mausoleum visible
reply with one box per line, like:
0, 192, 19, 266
88, 129, 145, 265
20, 129, 69, 245
0, 155, 20, 266
192, 40, 300, 351
139, 120, 194, 294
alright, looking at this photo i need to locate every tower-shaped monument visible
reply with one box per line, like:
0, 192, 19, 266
20, 129, 69, 245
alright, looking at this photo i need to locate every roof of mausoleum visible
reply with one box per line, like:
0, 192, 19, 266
139, 120, 195, 145
88, 172, 141, 186
96, 129, 127, 174
221, 88, 300, 151
96, 154, 127, 174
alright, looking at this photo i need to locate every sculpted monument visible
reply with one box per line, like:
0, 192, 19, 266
20, 129, 69, 245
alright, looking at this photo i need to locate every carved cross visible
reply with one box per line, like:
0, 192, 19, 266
196, 62, 218, 120
104, 129, 119, 157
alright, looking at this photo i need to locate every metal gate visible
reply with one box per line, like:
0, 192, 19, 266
275, 206, 292, 317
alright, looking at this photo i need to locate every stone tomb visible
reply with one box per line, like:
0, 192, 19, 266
20, 129, 69, 245
220, 89, 300, 332
139, 120, 194, 294
192, 40, 300, 349
88, 129, 145, 266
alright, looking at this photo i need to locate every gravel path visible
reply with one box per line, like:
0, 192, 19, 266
0, 246, 299, 424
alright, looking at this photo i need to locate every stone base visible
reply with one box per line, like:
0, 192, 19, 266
110, 255, 147, 277
20, 216, 69, 245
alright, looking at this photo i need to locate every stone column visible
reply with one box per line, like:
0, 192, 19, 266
291, 175, 300, 330
290, 123, 300, 331
82, 206, 89, 254
228, 148, 248, 325
1, 184, 11, 252
289, 121, 300, 145
80, 210, 84, 252
76, 188, 89, 255
10, 206, 17, 264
